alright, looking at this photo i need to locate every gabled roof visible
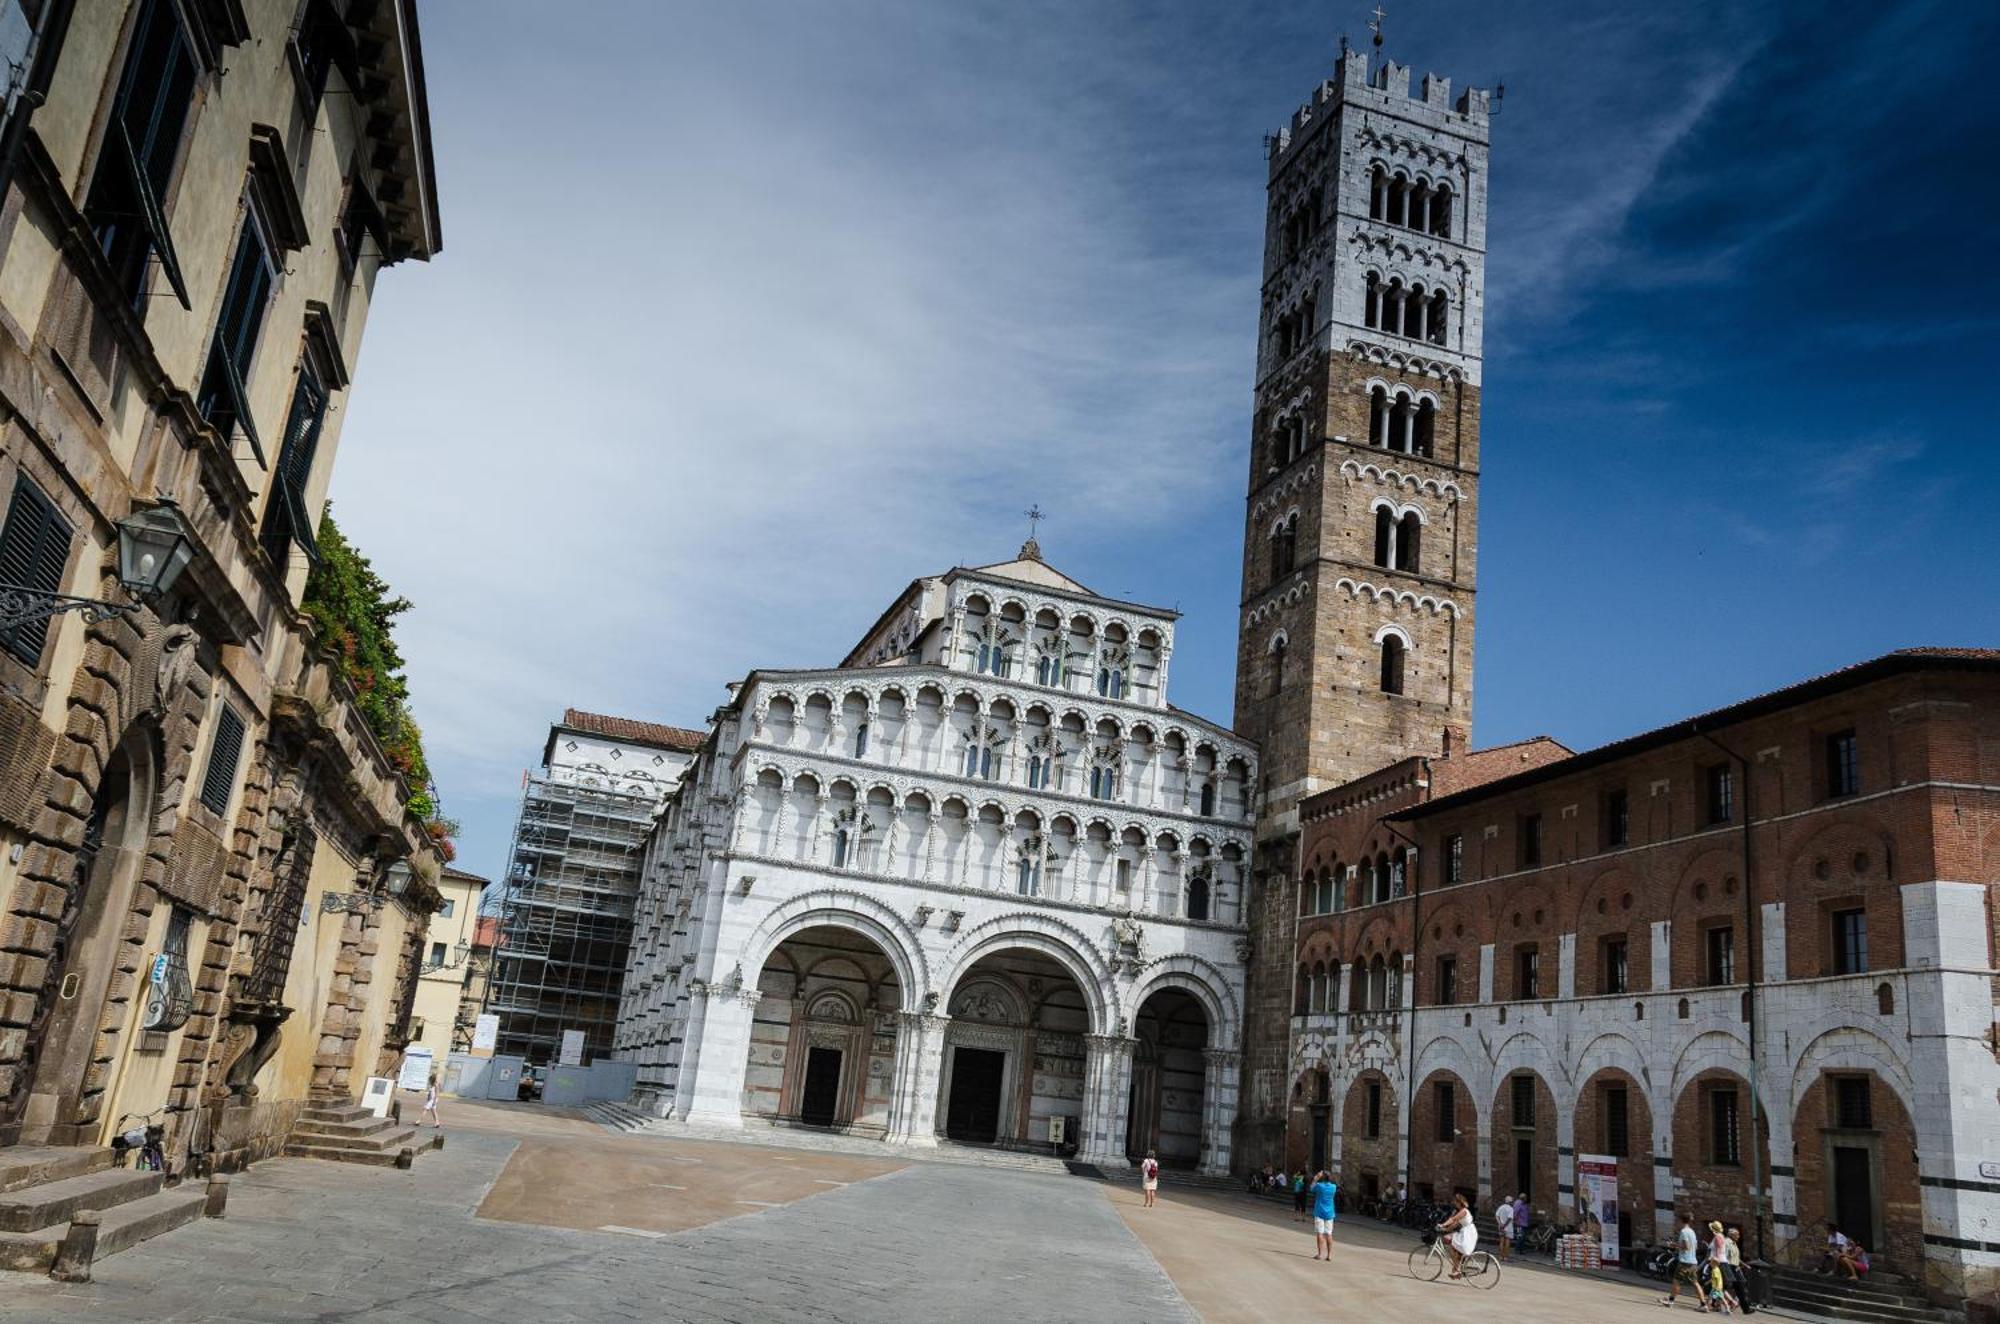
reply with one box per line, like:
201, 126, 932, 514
550, 708, 706, 758
962, 539, 1098, 596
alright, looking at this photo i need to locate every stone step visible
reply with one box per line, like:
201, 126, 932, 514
1770, 1268, 1937, 1308
281, 1140, 412, 1168
299, 1105, 377, 1126
289, 1116, 399, 1142
0, 1185, 206, 1274
1770, 1280, 1956, 1324
0, 1146, 112, 1196
1767, 1294, 1959, 1324
0, 1167, 162, 1233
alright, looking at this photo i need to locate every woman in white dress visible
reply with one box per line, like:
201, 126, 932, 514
1436, 1193, 1478, 1278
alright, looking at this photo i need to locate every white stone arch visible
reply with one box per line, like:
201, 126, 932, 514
1574, 1030, 1668, 1135
1373, 623, 1414, 649
1489, 1028, 1570, 1099
738, 889, 932, 1009
936, 912, 1117, 1037
1668, 1028, 1759, 1106
1414, 1030, 1490, 1132
1785, 1025, 1917, 1121
1130, 956, 1241, 1050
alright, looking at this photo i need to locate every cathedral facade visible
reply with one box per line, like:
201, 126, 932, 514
616, 547, 1257, 1170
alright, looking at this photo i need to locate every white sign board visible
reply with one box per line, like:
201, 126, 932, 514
361, 1075, 395, 1118
1577, 1154, 1619, 1269
559, 1029, 586, 1067
471, 1013, 500, 1057
398, 1046, 434, 1092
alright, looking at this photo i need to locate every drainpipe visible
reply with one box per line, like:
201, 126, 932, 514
1694, 722, 1766, 1263
0, 0, 75, 205
1382, 771, 1427, 1195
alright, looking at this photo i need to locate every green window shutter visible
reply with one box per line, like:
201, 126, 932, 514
199, 705, 247, 815
0, 478, 76, 666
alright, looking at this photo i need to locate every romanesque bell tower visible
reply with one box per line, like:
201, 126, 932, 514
1233, 43, 1492, 1164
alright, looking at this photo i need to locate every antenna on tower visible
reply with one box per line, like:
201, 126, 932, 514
1492, 79, 1507, 113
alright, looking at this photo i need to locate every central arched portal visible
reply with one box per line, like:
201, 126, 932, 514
1126, 988, 1209, 1166
938, 949, 1088, 1149
744, 924, 904, 1133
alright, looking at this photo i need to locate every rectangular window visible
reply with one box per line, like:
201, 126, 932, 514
1831, 908, 1867, 975
1603, 1084, 1629, 1157
1512, 1074, 1536, 1127
198, 704, 247, 816
1434, 1081, 1456, 1142
1435, 956, 1457, 1006
1603, 788, 1629, 849
1115, 858, 1132, 892
438, 899, 454, 918
1366, 1081, 1382, 1138
1444, 833, 1463, 886
83, 0, 197, 308
0, 477, 75, 666
261, 357, 329, 564
428, 941, 447, 967
1709, 1088, 1741, 1166
1705, 763, 1735, 826
853, 722, 868, 758
1825, 729, 1859, 799
196, 205, 278, 462
1834, 1076, 1872, 1129
1515, 945, 1539, 1000
1601, 937, 1629, 995
1518, 813, 1542, 869
1705, 924, 1735, 986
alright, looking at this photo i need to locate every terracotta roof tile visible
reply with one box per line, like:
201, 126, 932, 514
560, 708, 706, 753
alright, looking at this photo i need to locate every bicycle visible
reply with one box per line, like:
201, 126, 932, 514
1408, 1230, 1500, 1290
110, 1108, 168, 1175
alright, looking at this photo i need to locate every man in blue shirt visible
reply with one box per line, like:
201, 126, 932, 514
1310, 1170, 1339, 1261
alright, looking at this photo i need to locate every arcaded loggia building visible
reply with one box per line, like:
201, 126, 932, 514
615, 545, 1257, 1171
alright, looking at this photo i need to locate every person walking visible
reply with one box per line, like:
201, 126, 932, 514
1310, 1170, 1339, 1262
1661, 1212, 1702, 1308
1725, 1225, 1754, 1314
1140, 1150, 1160, 1208
422, 1073, 442, 1129
1292, 1171, 1308, 1221
1495, 1193, 1515, 1261
1705, 1220, 1738, 1314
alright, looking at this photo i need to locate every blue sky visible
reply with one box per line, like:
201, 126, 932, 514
330, 1, 2000, 887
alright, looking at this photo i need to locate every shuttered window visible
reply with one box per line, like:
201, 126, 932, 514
199, 705, 246, 815
260, 359, 328, 564
0, 478, 76, 665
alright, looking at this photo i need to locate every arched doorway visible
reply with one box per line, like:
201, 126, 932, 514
744, 924, 903, 1133
937, 948, 1088, 1149
5, 733, 157, 1145
1126, 988, 1208, 1166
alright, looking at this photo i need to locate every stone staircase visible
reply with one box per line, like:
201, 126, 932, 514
581, 1100, 655, 1134
0, 1145, 206, 1273
283, 1098, 431, 1167
1767, 1265, 1964, 1324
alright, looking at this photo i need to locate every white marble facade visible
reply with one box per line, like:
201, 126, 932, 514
615, 547, 1256, 1171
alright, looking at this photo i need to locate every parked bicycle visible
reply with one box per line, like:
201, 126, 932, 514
1519, 1218, 1565, 1254
1408, 1230, 1500, 1289
110, 1108, 168, 1175
1642, 1244, 1678, 1280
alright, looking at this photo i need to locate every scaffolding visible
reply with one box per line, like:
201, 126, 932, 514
484, 773, 662, 1065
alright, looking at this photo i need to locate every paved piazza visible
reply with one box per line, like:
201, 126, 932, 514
2, 1104, 1695, 1322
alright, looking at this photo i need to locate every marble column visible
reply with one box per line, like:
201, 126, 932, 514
1201, 1048, 1241, 1176
886, 1011, 950, 1146
676, 983, 765, 1127
1079, 1034, 1138, 1166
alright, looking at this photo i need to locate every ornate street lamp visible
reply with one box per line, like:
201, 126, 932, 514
0, 496, 197, 634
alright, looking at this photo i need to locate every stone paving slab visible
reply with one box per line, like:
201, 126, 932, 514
0, 1125, 1190, 1324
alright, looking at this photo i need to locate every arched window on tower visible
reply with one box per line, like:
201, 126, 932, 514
1428, 289, 1449, 346
1370, 386, 1390, 446
1374, 507, 1395, 568
1380, 635, 1407, 695
1390, 392, 1412, 451
1396, 512, 1422, 573
1401, 283, 1424, 338
1199, 781, 1216, 817
1415, 398, 1436, 457
1269, 634, 1287, 699
1370, 165, 1388, 221
1430, 184, 1453, 238
1187, 872, 1210, 921
1365, 272, 1381, 330
1270, 514, 1297, 583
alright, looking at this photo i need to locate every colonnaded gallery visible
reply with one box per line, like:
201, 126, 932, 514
604, 40, 2000, 1309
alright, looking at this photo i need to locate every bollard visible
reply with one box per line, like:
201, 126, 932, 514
48, 1211, 99, 1282
394, 1146, 415, 1170
204, 1174, 229, 1218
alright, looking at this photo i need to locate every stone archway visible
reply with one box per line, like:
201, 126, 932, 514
7, 729, 160, 1145
934, 947, 1089, 1150
1573, 1067, 1653, 1251
1340, 1069, 1400, 1201
1491, 1069, 1559, 1223
1126, 987, 1208, 1167
744, 924, 904, 1134
1410, 1070, 1478, 1202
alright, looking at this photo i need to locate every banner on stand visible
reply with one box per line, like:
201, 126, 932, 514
1578, 1154, 1620, 1268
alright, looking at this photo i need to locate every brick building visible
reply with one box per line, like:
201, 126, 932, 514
1283, 649, 2000, 1303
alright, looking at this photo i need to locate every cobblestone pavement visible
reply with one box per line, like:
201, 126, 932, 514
0, 1127, 1190, 1324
